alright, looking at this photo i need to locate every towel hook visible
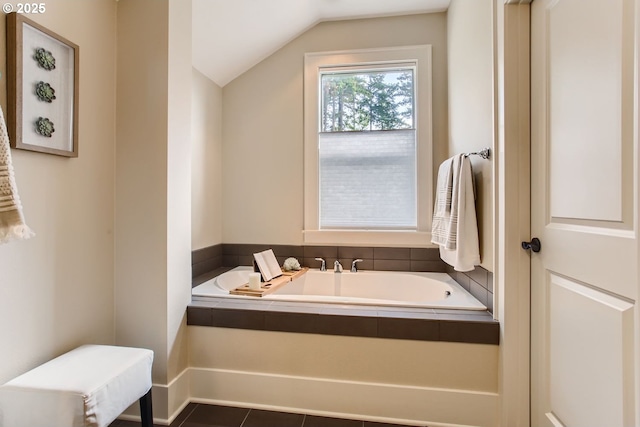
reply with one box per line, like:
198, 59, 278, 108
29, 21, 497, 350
464, 147, 491, 160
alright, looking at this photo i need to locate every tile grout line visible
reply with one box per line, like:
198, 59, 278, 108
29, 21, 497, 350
238, 408, 252, 427
176, 403, 199, 427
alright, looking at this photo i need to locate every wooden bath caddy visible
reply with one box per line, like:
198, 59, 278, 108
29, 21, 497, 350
230, 267, 308, 297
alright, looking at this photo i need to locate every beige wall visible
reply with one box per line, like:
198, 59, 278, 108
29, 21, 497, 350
191, 69, 222, 250
0, 1, 117, 384
116, 0, 191, 419
166, 0, 192, 393
222, 14, 448, 245
115, 0, 170, 382
0, 0, 192, 418
447, 0, 495, 271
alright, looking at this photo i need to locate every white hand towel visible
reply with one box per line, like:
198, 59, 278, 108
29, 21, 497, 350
431, 155, 456, 249
431, 154, 479, 272
0, 106, 34, 244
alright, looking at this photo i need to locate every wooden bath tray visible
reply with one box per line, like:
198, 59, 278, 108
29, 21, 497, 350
230, 267, 308, 297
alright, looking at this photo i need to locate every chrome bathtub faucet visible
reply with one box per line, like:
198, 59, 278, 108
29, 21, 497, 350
351, 259, 363, 272
315, 257, 326, 271
334, 260, 343, 273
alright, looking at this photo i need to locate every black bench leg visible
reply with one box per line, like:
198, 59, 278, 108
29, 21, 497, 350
139, 388, 153, 427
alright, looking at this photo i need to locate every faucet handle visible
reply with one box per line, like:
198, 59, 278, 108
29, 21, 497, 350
315, 257, 326, 271
351, 259, 363, 272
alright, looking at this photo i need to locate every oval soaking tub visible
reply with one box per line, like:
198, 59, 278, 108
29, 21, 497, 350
192, 266, 487, 310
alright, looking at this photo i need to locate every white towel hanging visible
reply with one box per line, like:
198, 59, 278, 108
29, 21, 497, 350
431, 154, 479, 272
0, 106, 34, 244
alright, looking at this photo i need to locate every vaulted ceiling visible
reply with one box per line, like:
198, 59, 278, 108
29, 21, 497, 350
192, 0, 450, 87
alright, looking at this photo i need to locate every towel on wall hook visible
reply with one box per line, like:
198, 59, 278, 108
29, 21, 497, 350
0, 105, 34, 244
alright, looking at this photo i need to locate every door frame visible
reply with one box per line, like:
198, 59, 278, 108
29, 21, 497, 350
494, 1, 532, 426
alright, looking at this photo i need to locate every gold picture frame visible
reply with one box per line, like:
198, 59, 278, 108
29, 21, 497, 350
6, 12, 79, 157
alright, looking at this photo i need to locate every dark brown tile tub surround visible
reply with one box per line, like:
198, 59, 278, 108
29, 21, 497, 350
222, 244, 305, 270
193, 243, 447, 284
190, 244, 498, 345
206, 243, 447, 274
191, 244, 223, 280
446, 265, 494, 313
188, 300, 499, 344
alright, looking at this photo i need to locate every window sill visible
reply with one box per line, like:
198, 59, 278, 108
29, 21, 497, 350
302, 230, 434, 247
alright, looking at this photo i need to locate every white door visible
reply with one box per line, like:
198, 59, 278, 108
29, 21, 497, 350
530, 0, 639, 426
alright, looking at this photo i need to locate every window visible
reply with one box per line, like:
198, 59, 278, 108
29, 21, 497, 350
319, 68, 416, 229
304, 46, 432, 246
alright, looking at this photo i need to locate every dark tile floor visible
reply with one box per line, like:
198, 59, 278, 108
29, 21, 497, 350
110, 403, 427, 427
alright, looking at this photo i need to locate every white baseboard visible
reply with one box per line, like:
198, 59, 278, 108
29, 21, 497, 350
189, 367, 498, 427
119, 366, 497, 426
118, 368, 191, 426
165, 368, 191, 424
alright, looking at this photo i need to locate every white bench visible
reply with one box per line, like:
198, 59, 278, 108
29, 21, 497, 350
0, 344, 154, 427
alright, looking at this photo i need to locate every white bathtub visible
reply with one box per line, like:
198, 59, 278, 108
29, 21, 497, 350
192, 266, 487, 310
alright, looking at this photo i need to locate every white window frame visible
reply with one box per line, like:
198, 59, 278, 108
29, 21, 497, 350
303, 45, 433, 247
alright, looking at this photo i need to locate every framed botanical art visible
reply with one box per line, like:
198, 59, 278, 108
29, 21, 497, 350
6, 12, 79, 157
